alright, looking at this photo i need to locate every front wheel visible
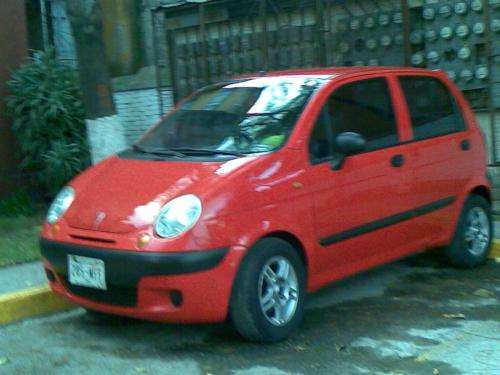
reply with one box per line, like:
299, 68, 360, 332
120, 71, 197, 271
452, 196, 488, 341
229, 238, 306, 342
445, 194, 492, 268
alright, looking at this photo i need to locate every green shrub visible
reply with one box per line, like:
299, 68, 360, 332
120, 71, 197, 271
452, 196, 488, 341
0, 189, 43, 217
5, 49, 90, 197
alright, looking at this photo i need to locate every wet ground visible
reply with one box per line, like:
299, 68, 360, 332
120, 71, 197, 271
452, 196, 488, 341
0, 252, 498, 374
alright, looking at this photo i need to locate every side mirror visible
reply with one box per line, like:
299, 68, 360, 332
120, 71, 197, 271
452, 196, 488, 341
330, 132, 367, 170
336, 132, 367, 155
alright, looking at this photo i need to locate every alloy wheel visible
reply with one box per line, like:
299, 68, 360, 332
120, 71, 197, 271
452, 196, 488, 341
258, 256, 299, 327
464, 206, 490, 256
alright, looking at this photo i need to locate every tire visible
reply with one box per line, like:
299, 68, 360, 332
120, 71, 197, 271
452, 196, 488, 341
229, 238, 306, 342
445, 194, 493, 268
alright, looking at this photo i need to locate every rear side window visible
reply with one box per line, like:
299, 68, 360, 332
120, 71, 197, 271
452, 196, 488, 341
309, 77, 398, 163
399, 77, 466, 140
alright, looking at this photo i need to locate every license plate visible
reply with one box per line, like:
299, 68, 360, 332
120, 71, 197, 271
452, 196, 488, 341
68, 255, 107, 290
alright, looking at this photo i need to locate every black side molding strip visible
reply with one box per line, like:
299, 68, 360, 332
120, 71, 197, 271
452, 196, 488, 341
320, 196, 456, 247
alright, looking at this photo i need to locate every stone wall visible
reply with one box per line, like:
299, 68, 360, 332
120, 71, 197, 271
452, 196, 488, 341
114, 87, 174, 145
86, 86, 174, 164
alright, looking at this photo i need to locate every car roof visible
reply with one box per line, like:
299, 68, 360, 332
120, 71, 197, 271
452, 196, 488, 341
240, 66, 441, 80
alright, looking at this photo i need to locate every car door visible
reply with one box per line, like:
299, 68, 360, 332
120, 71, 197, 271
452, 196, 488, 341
397, 75, 472, 244
305, 76, 419, 284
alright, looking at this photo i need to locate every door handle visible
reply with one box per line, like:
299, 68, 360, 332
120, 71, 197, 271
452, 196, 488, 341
460, 139, 471, 151
391, 154, 405, 168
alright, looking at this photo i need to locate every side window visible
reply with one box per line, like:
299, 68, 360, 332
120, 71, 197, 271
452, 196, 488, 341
399, 76, 466, 140
309, 78, 398, 163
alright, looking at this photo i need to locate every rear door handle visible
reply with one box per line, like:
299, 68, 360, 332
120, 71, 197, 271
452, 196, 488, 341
460, 139, 471, 151
391, 154, 405, 168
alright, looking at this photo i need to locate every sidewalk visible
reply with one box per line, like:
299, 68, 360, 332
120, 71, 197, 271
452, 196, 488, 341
0, 261, 45, 295
0, 261, 74, 325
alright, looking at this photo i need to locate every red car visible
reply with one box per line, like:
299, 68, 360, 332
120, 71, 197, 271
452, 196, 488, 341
41, 67, 492, 342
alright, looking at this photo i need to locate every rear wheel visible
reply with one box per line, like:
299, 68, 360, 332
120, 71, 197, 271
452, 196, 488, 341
229, 238, 306, 342
445, 194, 492, 268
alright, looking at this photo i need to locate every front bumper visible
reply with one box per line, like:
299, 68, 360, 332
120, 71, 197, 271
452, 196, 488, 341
40, 238, 245, 323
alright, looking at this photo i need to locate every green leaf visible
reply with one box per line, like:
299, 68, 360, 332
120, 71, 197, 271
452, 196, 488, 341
4, 48, 90, 198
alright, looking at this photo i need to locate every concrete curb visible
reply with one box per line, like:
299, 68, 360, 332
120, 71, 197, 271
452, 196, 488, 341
0, 285, 75, 325
0, 241, 498, 326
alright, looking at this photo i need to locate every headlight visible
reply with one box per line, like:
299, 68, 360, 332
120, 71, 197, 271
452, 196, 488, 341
46, 186, 75, 224
154, 194, 202, 238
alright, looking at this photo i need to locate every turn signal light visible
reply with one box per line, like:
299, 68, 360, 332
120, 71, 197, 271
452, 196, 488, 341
137, 233, 151, 249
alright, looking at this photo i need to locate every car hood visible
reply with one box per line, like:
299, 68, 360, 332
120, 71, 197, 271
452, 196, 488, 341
64, 155, 259, 234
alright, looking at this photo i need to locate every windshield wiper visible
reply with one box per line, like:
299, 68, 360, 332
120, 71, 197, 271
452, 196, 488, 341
170, 148, 246, 157
132, 145, 186, 158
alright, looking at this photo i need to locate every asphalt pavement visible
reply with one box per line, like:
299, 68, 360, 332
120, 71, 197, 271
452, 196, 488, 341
0, 252, 498, 374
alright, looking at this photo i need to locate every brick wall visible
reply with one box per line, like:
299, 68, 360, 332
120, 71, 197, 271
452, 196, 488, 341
113, 87, 174, 145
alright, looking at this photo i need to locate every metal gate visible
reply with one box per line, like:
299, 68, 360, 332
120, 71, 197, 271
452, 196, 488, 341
152, 0, 499, 159
153, 0, 498, 103
161, 0, 324, 102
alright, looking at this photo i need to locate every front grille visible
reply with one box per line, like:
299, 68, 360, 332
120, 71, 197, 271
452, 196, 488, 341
61, 276, 137, 307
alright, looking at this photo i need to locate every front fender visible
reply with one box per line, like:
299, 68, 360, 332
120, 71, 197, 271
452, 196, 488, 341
211, 193, 320, 288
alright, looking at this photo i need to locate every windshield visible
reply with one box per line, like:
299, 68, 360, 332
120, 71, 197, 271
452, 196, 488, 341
135, 76, 329, 156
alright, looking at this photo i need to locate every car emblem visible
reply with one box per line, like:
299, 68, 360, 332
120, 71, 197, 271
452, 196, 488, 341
93, 211, 106, 230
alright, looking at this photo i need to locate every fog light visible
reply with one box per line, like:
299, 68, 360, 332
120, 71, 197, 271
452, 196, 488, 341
137, 233, 151, 249
45, 269, 56, 282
